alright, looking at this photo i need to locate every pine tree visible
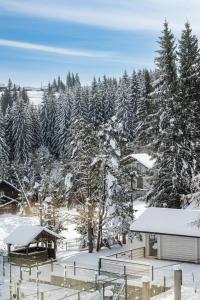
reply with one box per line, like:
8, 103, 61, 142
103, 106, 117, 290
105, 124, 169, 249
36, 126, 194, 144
116, 71, 133, 141
178, 22, 200, 173
40, 91, 56, 153
11, 96, 33, 163
0, 112, 9, 162
147, 21, 192, 208
1, 79, 13, 115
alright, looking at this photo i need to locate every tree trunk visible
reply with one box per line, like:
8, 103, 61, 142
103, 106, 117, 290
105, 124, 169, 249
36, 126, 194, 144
96, 212, 103, 252
88, 217, 93, 253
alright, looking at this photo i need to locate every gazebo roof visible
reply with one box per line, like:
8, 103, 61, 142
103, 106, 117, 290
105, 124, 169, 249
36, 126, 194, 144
5, 225, 60, 246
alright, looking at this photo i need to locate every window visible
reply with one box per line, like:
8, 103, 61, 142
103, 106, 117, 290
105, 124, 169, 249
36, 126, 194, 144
0, 191, 4, 197
137, 177, 143, 189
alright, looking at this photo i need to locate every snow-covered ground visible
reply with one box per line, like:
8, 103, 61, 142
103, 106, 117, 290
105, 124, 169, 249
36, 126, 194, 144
27, 90, 43, 105
152, 286, 200, 300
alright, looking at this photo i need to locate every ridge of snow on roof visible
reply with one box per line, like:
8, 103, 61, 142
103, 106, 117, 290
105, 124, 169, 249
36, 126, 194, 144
130, 207, 200, 237
4, 225, 60, 246
131, 153, 156, 169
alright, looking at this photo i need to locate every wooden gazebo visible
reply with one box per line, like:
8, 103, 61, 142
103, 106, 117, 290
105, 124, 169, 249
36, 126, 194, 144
5, 225, 60, 265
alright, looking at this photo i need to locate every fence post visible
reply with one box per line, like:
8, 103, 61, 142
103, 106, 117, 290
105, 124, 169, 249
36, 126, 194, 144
20, 266, 22, 281
78, 291, 80, 300
73, 261, 76, 276
16, 282, 20, 300
124, 274, 128, 300
51, 259, 53, 272
151, 266, 154, 281
142, 278, 150, 300
9, 263, 12, 283
29, 266, 31, 276
174, 269, 182, 300
64, 265, 67, 290
65, 242, 67, 252
102, 283, 105, 300
95, 272, 98, 290
3, 255, 5, 276
36, 263, 39, 300
123, 265, 126, 276
163, 276, 166, 292
98, 258, 101, 276
131, 249, 133, 260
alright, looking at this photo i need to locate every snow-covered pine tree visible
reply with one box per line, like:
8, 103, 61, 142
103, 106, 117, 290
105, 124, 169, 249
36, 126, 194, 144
89, 77, 104, 128
147, 21, 192, 208
40, 90, 56, 154
178, 22, 200, 173
0, 111, 9, 162
10, 95, 33, 163
1, 79, 13, 115
52, 91, 72, 158
116, 71, 134, 141
30, 104, 42, 152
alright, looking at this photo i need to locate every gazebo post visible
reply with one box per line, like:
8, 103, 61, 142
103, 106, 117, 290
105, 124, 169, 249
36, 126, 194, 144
26, 245, 29, 256
7, 244, 11, 255
54, 239, 57, 259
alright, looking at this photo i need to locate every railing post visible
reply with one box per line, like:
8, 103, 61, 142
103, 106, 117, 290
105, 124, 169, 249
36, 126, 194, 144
131, 249, 133, 260
66, 242, 67, 252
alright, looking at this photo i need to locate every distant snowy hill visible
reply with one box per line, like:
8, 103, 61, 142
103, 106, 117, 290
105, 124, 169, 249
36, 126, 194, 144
27, 90, 43, 105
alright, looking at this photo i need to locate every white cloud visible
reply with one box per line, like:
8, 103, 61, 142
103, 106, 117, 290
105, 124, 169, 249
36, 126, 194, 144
1, 0, 200, 32
0, 39, 110, 58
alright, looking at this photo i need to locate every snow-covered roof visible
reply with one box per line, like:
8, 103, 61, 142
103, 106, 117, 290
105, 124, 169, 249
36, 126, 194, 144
122, 153, 156, 169
130, 207, 200, 238
5, 225, 60, 246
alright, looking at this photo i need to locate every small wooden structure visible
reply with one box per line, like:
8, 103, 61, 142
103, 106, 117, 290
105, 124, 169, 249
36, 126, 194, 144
0, 180, 21, 213
5, 225, 60, 265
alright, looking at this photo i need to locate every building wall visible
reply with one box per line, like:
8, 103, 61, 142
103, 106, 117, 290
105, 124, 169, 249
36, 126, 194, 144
159, 234, 198, 262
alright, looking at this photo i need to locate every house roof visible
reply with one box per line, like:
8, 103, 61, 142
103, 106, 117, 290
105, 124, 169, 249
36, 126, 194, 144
121, 153, 156, 169
0, 180, 21, 193
4, 225, 60, 246
130, 207, 200, 238
0, 196, 20, 208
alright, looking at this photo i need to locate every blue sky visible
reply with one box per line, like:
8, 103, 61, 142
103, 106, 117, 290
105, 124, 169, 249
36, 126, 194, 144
0, 0, 200, 86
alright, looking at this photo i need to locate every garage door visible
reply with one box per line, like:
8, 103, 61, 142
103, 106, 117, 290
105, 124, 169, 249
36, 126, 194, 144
160, 235, 197, 262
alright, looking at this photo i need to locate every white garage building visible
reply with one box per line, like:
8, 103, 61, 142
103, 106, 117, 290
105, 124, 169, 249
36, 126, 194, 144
130, 207, 200, 263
